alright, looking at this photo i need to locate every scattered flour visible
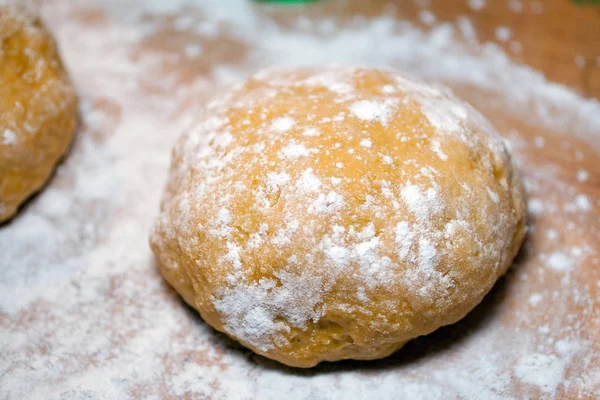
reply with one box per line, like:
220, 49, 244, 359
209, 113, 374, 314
576, 169, 588, 182
534, 136, 545, 148
527, 199, 544, 215
267, 171, 291, 190
456, 16, 477, 41
564, 194, 592, 212
546, 251, 575, 272
486, 188, 500, 204
467, 0, 486, 11
184, 43, 202, 58
297, 168, 322, 192
349, 100, 396, 125
574, 194, 591, 211
509, 41, 522, 54
401, 184, 442, 221
0, 0, 597, 399
279, 142, 311, 160
309, 191, 345, 215
302, 127, 320, 137
272, 117, 295, 133
213, 272, 324, 351
546, 229, 558, 241
530, 1, 544, 14
528, 293, 543, 306
2, 129, 17, 145
508, 0, 523, 13
217, 208, 232, 225
495, 26, 511, 42
359, 138, 372, 148
515, 353, 566, 393
430, 139, 448, 161
419, 10, 436, 26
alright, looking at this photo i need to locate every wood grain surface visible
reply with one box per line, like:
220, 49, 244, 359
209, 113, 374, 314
413, 0, 600, 98
408, 0, 600, 214
1, 1, 599, 398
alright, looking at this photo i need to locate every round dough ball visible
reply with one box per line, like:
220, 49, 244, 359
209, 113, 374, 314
150, 66, 527, 368
0, 5, 78, 222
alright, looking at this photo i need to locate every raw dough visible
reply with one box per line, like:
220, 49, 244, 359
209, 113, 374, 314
0, 5, 77, 222
150, 66, 527, 368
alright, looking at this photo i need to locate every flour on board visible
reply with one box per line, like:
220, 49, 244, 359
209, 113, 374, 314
0, 0, 598, 398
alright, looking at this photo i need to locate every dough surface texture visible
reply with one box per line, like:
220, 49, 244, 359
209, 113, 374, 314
0, 5, 77, 222
150, 66, 527, 368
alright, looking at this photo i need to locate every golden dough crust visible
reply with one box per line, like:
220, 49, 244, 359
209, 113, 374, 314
0, 5, 78, 222
150, 66, 527, 367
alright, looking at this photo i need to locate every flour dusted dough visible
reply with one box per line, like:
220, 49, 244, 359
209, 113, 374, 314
0, 6, 77, 222
150, 66, 527, 368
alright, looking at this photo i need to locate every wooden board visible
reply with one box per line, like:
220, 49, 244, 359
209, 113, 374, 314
1, 0, 598, 398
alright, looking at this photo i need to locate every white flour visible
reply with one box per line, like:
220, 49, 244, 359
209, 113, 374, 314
0, 0, 598, 399
1, 129, 17, 145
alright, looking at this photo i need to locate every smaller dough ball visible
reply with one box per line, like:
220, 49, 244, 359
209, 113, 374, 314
151, 66, 527, 368
0, 5, 78, 222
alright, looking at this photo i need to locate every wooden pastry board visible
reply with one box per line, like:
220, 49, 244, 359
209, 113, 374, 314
1, 0, 598, 398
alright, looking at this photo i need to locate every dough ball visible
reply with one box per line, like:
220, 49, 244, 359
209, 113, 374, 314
150, 66, 526, 368
0, 5, 78, 222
